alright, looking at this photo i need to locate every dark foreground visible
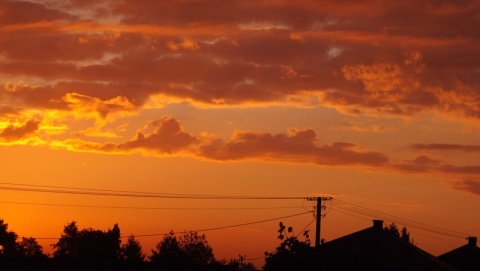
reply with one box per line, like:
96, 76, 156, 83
0, 260, 236, 271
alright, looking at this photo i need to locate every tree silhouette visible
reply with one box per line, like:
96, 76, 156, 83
105, 223, 122, 260
150, 231, 184, 265
384, 222, 414, 244
180, 231, 214, 266
18, 237, 45, 259
52, 221, 79, 260
263, 222, 316, 271
0, 219, 20, 260
150, 231, 215, 267
0, 219, 48, 271
53, 221, 122, 262
122, 235, 145, 263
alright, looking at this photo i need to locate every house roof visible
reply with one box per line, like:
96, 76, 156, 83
438, 237, 480, 271
317, 220, 458, 271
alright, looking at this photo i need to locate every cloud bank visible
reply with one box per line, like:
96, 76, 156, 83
55, 116, 388, 168
1, 1, 479, 196
0, 0, 478, 121
50, 116, 480, 194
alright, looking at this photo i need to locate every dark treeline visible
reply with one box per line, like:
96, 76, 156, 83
0, 219, 256, 271
1, 218, 415, 271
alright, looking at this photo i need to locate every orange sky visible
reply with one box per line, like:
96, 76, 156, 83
1, 0, 480, 266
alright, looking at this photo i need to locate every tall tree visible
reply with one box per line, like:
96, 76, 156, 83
150, 231, 185, 265
122, 235, 145, 263
180, 231, 214, 266
104, 223, 122, 260
52, 221, 122, 262
0, 219, 20, 259
52, 221, 79, 260
150, 231, 215, 267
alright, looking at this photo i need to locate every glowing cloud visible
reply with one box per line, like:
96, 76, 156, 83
0, 0, 478, 121
0, 119, 40, 142
53, 116, 388, 168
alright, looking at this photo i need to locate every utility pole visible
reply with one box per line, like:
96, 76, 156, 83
238, 254, 245, 271
307, 196, 333, 247
315, 197, 322, 247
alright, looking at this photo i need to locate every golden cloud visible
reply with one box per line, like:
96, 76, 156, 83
0, 119, 40, 142
52, 115, 389, 168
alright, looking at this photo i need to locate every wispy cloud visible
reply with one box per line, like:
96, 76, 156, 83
412, 143, 480, 152
452, 180, 480, 196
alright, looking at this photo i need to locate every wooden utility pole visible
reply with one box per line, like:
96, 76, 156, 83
315, 197, 322, 247
307, 196, 333, 247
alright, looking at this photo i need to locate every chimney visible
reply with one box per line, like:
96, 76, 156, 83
373, 220, 384, 230
468, 237, 477, 247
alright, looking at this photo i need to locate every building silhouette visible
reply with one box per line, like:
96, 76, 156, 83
317, 220, 458, 271
438, 237, 480, 271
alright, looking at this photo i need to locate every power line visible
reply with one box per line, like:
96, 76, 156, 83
134, 211, 313, 237
0, 200, 303, 211
331, 204, 465, 246
244, 254, 266, 261
34, 211, 313, 240
0, 182, 226, 197
407, 230, 464, 246
329, 206, 372, 222
334, 199, 468, 236
333, 200, 468, 237
0, 182, 305, 200
331, 203, 465, 239
330, 199, 468, 239
4, 181, 471, 244
295, 216, 316, 239
245, 214, 316, 261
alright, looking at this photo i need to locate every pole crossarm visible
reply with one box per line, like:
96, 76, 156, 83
306, 197, 333, 201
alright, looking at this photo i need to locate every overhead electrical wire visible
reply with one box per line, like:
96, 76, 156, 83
408, 229, 464, 246
0, 182, 305, 200
0, 200, 304, 211
329, 205, 372, 222
34, 210, 313, 240
134, 211, 313, 237
330, 199, 469, 239
295, 216, 316, 239
335, 199, 468, 235
330, 205, 465, 239
245, 214, 317, 261
332, 200, 468, 237
2, 181, 472, 243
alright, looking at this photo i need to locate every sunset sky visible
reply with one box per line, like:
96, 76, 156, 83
1, 0, 480, 265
